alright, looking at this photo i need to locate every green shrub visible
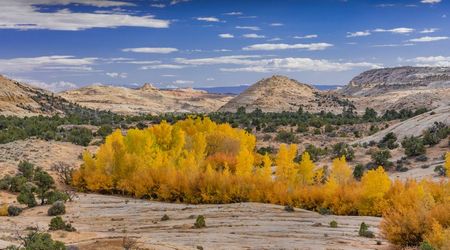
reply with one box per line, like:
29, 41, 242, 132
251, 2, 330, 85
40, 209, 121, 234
402, 136, 426, 157
371, 150, 392, 169
359, 222, 375, 238
332, 143, 354, 161
419, 241, 435, 250
284, 205, 294, 212
434, 165, 446, 177
96, 125, 113, 138
329, 220, 338, 228
18, 161, 35, 181
48, 201, 65, 216
194, 215, 206, 228
45, 191, 69, 205
17, 189, 37, 208
378, 132, 398, 149
161, 214, 170, 221
67, 127, 93, 146
15, 231, 66, 250
353, 164, 364, 181
49, 216, 76, 232
275, 130, 297, 143
7, 205, 22, 216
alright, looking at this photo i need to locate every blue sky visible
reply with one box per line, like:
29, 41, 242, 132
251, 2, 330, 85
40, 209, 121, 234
0, 0, 449, 92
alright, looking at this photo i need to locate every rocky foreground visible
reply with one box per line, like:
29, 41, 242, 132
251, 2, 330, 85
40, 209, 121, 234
0, 192, 388, 250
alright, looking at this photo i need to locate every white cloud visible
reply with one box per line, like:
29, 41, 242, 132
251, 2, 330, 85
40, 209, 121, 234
224, 11, 242, 16
242, 43, 333, 51
219, 33, 234, 38
29, 0, 135, 7
294, 34, 318, 39
196, 17, 220, 22
220, 58, 381, 73
0, 0, 170, 31
373, 43, 414, 47
373, 27, 414, 34
32, 81, 78, 92
151, 3, 166, 8
420, 28, 438, 33
346, 31, 371, 37
214, 49, 232, 52
0, 55, 96, 73
162, 74, 176, 77
14, 77, 78, 92
243, 33, 266, 39
170, 0, 191, 5
122, 60, 162, 64
409, 36, 449, 42
404, 56, 450, 66
173, 80, 194, 84
175, 55, 262, 66
421, 0, 441, 3
235, 26, 260, 31
270, 23, 284, 26
206, 77, 215, 81
122, 47, 178, 53
268, 37, 282, 41
174, 55, 380, 72
106, 72, 127, 78
140, 64, 185, 70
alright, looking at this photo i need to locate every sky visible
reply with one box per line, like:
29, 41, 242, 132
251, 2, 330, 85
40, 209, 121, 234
0, 0, 449, 92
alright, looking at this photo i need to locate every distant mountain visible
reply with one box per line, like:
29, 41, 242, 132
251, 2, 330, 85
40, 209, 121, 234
60, 84, 233, 115
197, 84, 340, 95
342, 66, 450, 96
219, 75, 350, 113
341, 66, 450, 113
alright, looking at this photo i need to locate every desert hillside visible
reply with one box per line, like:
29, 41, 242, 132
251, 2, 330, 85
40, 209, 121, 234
219, 75, 351, 113
0, 75, 67, 117
342, 67, 450, 113
60, 83, 233, 115
342, 66, 450, 96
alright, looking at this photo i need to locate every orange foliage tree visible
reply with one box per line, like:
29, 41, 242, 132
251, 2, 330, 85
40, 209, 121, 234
73, 117, 449, 249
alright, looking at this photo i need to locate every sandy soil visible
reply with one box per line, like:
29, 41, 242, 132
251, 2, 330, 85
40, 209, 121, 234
0, 193, 389, 250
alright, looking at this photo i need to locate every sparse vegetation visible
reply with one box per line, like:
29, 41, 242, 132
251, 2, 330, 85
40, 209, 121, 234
47, 201, 66, 216
359, 222, 374, 238
329, 220, 338, 228
49, 216, 76, 232
402, 136, 426, 157
194, 215, 206, 228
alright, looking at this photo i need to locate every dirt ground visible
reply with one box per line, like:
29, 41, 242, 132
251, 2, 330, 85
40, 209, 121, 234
0, 192, 388, 250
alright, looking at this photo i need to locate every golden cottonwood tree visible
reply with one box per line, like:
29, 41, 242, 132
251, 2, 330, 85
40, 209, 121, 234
73, 117, 449, 249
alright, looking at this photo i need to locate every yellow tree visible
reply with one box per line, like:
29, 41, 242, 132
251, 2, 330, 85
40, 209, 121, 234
358, 166, 391, 216
275, 144, 297, 183
259, 153, 272, 182
297, 152, 315, 185
329, 156, 352, 186
236, 148, 254, 177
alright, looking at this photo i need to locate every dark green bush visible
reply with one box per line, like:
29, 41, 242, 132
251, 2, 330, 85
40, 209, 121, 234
378, 132, 398, 149
329, 220, 338, 228
7, 205, 22, 216
353, 164, 364, 181
371, 150, 392, 169
401, 136, 426, 157
275, 130, 297, 143
47, 201, 65, 216
332, 142, 354, 161
194, 215, 206, 228
49, 216, 76, 232
358, 222, 375, 238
